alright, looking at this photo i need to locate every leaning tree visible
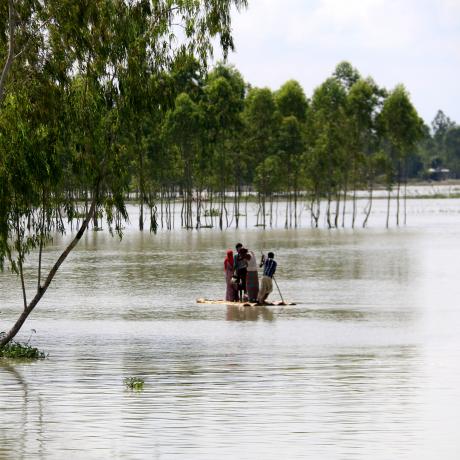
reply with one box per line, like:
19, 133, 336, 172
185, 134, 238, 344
0, 0, 247, 347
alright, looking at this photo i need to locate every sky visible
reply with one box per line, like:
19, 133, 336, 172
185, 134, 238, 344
214, 0, 460, 126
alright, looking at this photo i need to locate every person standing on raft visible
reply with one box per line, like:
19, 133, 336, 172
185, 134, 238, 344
257, 252, 277, 304
224, 249, 238, 301
234, 245, 248, 302
246, 250, 259, 302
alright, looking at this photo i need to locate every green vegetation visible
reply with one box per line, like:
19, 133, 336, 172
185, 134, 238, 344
0, 0, 247, 347
0, 331, 46, 359
0, 2, 457, 348
124, 377, 145, 391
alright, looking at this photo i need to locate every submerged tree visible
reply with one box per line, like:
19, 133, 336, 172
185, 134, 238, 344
0, 0, 248, 348
379, 84, 423, 226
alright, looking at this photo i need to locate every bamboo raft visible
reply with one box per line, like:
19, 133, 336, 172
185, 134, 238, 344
196, 298, 296, 307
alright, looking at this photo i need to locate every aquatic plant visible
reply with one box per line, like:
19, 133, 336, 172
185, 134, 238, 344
0, 330, 46, 359
124, 377, 145, 391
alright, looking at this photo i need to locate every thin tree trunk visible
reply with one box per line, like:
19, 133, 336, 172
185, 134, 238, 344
342, 176, 348, 228
404, 161, 408, 225
334, 193, 340, 228
386, 189, 391, 229
352, 189, 357, 229
362, 190, 373, 228
15, 216, 27, 311
0, 193, 98, 347
37, 189, 46, 293
326, 192, 332, 229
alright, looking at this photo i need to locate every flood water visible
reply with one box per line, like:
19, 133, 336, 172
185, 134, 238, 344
1, 197, 460, 459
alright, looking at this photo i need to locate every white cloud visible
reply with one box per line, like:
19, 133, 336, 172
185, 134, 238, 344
219, 0, 460, 122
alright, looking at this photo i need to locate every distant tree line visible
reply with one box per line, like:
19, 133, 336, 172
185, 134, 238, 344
1, 0, 457, 347
419, 110, 460, 179
0, 0, 247, 347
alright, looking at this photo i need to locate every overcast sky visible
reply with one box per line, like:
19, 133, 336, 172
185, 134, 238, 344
215, 0, 460, 126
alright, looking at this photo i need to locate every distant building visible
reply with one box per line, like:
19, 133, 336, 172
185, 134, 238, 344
427, 167, 451, 181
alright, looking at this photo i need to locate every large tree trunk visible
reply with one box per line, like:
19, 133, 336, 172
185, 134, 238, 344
0, 194, 98, 348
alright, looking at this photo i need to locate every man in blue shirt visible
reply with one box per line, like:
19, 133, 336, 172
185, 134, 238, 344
257, 252, 277, 304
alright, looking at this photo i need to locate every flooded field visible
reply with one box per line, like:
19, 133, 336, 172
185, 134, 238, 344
1, 196, 460, 459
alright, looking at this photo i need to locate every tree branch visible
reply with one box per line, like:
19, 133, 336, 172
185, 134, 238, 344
0, 186, 99, 348
0, 0, 16, 104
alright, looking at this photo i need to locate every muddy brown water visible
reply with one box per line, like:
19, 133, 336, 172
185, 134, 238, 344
1, 197, 460, 459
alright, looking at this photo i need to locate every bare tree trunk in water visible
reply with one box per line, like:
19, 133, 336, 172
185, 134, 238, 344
0, 193, 98, 347
342, 177, 348, 228
37, 189, 46, 293
284, 193, 288, 229
326, 191, 332, 229
334, 193, 340, 228
362, 184, 373, 228
256, 193, 260, 227
269, 194, 273, 227
138, 136, 145, 230
311, 191, 320, 228
294, 187, 298, 228
352, 189, 357, 229
386, 189, 391, 229
404, 161, 408, 225
245, 189, 248, 228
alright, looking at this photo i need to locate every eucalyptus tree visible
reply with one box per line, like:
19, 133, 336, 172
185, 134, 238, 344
275, 79, 308, 122
306, 78, 347, 228
432, 110, 455, 147
274, 80, 308, 227
0, 0, 247, 348
242, 87, 280, 226
275, 115, 305, 227
444, 126, 460, 177
163, 92, 204, 229
253, 155, 282, 227
361, 150, 392, 228
379, 84, 423, 226
344, 77, 383, 227
333, 61, 361, 91
202, 63, 245, 228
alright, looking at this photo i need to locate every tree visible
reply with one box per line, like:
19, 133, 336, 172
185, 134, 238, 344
275, 115, 305, 227
274, 80, 308, 227
306, 78, 347, 228
242, 87, 280, 226
445, 126, 460, 177
163, 92, 204, 229
333, 61, 361, 91
275, 80, 308, 122
344, 77, 383, 227
202, 64, 245, 229
378, 84, 423, 226
0, 0, 248, 348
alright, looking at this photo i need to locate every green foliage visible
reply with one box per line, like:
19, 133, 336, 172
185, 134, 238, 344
379, 84, 424, 158
0, 0, 249, 346
275, 80, 308, 122
0, 331, 46, 359
124, 376, 144, 390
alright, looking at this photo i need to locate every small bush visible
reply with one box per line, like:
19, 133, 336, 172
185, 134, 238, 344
124, 377, 145, 390
0, 330, 46, 360
0, 341, 46, 359
204, 208, 220, 217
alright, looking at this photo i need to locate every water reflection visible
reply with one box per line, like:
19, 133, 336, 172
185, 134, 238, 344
0, 361, 45, 460
1, 200, 460, 458
226, 305, 274, 322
